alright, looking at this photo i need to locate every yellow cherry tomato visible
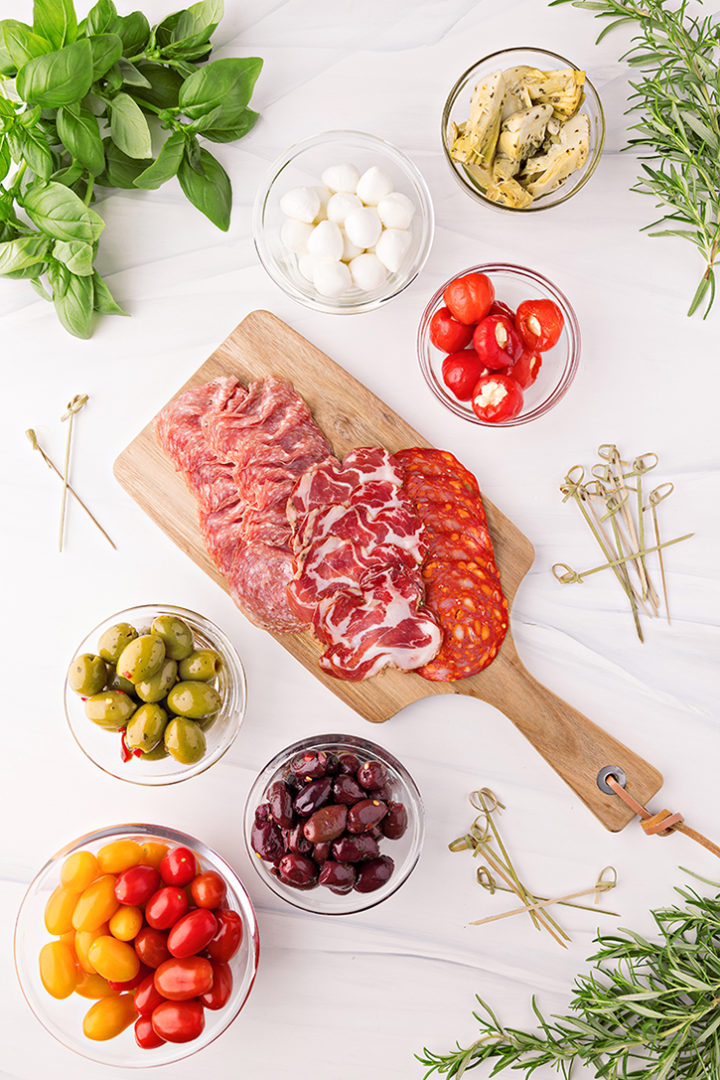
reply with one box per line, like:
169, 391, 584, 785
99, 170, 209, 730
75, 923, 109, 973
58, 930, 76, 951
74, 971, 118, 999
39, 941, 78, 999
82, 994, 137, 1041
97, 840, 142, 874
61, 850, 100, 892
72, 875, 119, 932
88, 935, 140, 984
109, 905, 143, 942
44, 885, 80, 935
138, 841, 168, 869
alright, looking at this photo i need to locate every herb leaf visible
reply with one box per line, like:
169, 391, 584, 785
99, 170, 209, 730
87, 31, 123, 79
53, 267, 94, 338
133, 130, 185, 189
111, 11, 150, 56
109, 91, 152, 159
92, 269, 127, 314
33, 0, 78, 50
56, 105, 105, 175
16, 39, 93, 107
0, 235, 50, 275
177, 144, 231, 230
193, 105, 258, 144
178, 56, 263, 119
98, 138, 152, 188
84, 0, 118, 36
8, 124, 54, 181
53, 239, 94, 276
2, 20, 51, 68
24, 181, 104, 243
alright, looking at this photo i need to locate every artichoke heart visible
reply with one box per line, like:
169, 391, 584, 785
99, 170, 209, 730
449, 69, 506, 167
497, 104, 553, 164
492, 153, 520, 182
522, 67, 586, 121
485, 178, 534, 209
500, 65, 537, 120
521, 113, 590, 198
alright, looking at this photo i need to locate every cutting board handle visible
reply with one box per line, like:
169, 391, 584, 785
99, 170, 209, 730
470, 652, 663, 832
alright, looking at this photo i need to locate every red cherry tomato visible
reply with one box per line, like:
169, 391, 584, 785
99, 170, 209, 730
159, 847, 197, 887
135, 973, 167, 1017
443, 272, 494, 325
151, 999, 205, 1044
135, 1015, 166, 1050
167, 909, 218, 959
429, 306, 473, 353
510, 349, 542, 389
154, 957, 214, 1001
471, 373, 524, 423
200, 961, 233, 1011
489, 299, 515, 322
515, 299, 564, 351
190, 871, 227, 910
145, 887, 189, 930
134, 927, 171, 969
114, 866, 160, 907
107, 962, 150, 992
472, 315, 523, 370
207, 909, 243, 963
441, 350, 488, 401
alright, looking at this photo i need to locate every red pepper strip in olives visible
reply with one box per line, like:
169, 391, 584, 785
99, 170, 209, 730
355, 855, 395, 893
333, 774, 365, 805
293, 776, 332, 817
318, 861, 357, 894
278, 854, 318, 887
290, 751, 329, 780
347, 798, 388, 834
357, 760, 390, 790
337, 751, 361, 775
303, 804, 348, 844
313, 841, 332, 863
267, 780, 294, 829
382, 802, 408, 840
250, 820, 284, 862
332, 834, 380, 863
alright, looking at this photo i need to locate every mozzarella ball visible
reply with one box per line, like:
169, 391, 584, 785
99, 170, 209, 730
321, 162, 360, 193
280, 186, 321, 223
327, 192, 362, 225
313, 186, 331, 222
298, 253, 318, 282
375, 228, 412, 273
307, 219, 344, 261
281, 218, 314, 254
349, 253, 388, 291
313, 259, 352, 297
341, 232, 363, 262
356, 166, 393, 205
345, 206, 382, 249
378, 191, 415, 230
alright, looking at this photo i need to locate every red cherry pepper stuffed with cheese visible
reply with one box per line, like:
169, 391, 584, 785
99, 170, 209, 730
443, 272, 494, 325
471, 373, 524, 423
472, 314, 523, 370
510, 349, 542, 389
516, 299, 564, 351
429, 306, 473, 353
441, 350, 488, 401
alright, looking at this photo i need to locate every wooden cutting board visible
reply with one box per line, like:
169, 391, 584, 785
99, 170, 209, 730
115, 310, 662, 831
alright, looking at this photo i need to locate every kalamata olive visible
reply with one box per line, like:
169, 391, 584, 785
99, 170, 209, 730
250, 820, 284, 862
372, 784, 395, 803
286, 822, 313, 855
347, 798, 387, 834
323, 752, 341, 775
313, 841, 332, 863
337, 752, 360, 775
290, 751, 330, 781
383, 801, 408, 840
278, 854, 318, 887
332, 834, 379, 863
355, 855, 394, 893
318, 861, 357, 894
303, 804, 347, 844
267, 781, 294, 829
293, 777, 332, 817
357, 760, 390, 790
254, 803, 271, 824
333, 774, 365, 805
366, 825, 384, 840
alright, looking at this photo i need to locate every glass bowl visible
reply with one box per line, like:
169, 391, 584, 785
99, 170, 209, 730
14, 823, 260, 1068
442, 47, 605, 211
65, 604, 246, 786
418, 263, 580, 427
252, 130, 434, 314
244, 734, 424, 915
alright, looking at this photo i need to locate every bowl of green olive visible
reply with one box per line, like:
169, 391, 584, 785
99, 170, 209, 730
64, 605, 247, 786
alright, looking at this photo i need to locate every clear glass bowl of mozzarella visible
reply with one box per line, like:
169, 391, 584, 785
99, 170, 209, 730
252, 131, 435, 314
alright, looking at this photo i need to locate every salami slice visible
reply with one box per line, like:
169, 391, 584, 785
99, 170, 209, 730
393, 448, 481, 497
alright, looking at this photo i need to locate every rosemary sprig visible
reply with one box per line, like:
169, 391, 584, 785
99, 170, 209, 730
417, 880, 720, 1079
550, 0, 720, 317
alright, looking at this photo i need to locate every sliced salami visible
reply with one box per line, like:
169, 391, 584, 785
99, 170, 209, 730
393, 448, 481, 497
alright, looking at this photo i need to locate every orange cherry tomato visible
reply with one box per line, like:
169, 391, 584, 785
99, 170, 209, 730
97, 840, 142, 874
61, 851, 100, 892
138, 842, 169, 869
154, 957, 213, 1001
443, 272, 495, 325
109, 905, 143, 942
39, 941, 78, 999
190, 871, 227, 909
88, 936, 141, 984
515, 298, 564, 351
82, 994, 137, 1041
72, 875, 119, 932
74, 971, 118, 999
45, 885, 80, 936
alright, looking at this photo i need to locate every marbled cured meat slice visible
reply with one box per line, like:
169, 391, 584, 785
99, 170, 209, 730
288, 447, 398, 527
228, 542, 301, 634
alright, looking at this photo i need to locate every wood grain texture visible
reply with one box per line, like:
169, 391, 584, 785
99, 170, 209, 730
114, 310, 662, 830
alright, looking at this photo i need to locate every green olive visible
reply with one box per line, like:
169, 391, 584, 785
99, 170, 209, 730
178, 649, 223, 682
67, 654, 107, 696
98, 623, 138, 664
151, 615, 194, 661
166, 680, 222, 719
106, 668, 135, 695
125, 703, 168, 753
136, 658, 177, 703
164, 716, 206, 764
142, 742, 169, 761
116, 634, 165, 684
84, 691, 137, 730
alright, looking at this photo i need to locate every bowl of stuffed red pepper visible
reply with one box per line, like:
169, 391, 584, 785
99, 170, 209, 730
417, 263, 580, 426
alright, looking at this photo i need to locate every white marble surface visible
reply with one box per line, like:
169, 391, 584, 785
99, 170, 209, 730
2, 1, 720, 1076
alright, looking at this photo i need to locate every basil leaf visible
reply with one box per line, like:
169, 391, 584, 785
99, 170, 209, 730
87, 32, 122, 80
0, 97, 17, 119
5, 261, 49, 280
0, 136, 10, 183
52, 161, 84, 186
178, 56, 262, 118
8, 125, 54, 180
105, 62, 123, 92
85, 0, 117, 36
194, 105, 257, 143
53, 268, 94, 337
53, 238, 93, 275
33, 0, 77, 50
118, 58, 151, 88
131, 61, 183, 109
98, 137, 152, 188
183, 132, 202, 172
24, 180, 104, 243
30, 276, 52, 300
110, 11, 150, 56
172, 0, 222, 44
109, 91, 152, 158
0, 38, 15, 76
154, 10, 183, 49
2, 20, 51, 67
92, 269, 127, 314
16, 39, 93, 108
57, 104, 104, 174
133, 130, 185, 189
0, 235, 49, 275
18, 104, 42, 128
178, 145, 231, 230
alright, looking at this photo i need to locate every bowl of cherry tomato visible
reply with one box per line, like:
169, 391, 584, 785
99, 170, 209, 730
418, 263, 580, 426
14, 824, 259, 1067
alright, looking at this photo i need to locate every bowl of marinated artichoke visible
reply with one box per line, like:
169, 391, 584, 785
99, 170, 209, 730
442, 47, 605, 211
